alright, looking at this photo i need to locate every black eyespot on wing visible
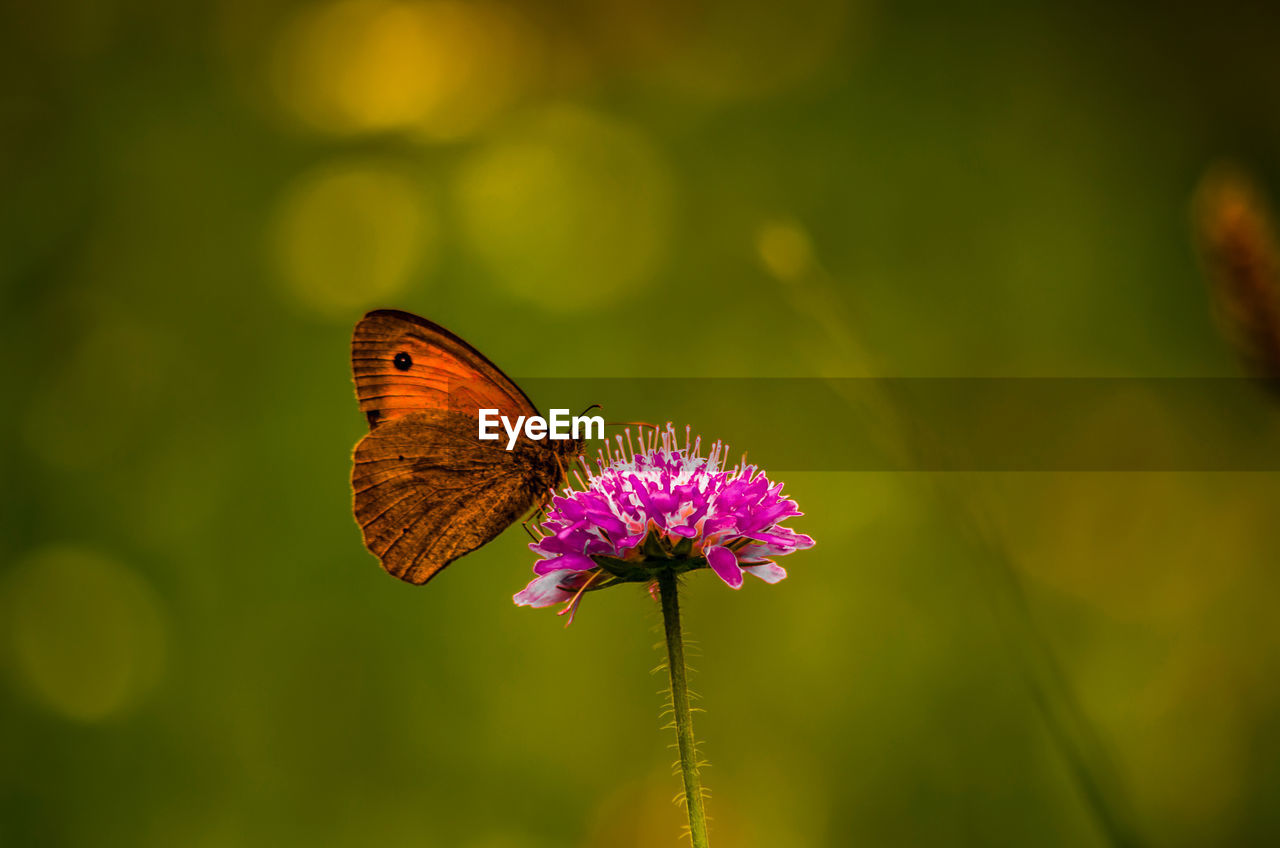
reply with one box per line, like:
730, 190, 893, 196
393, 352, 412, 371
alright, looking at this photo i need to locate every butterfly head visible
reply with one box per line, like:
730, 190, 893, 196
550, 402, 600, 470
554, 435, 587, 459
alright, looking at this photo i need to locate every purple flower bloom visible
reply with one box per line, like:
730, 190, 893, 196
514, 424, 814, 623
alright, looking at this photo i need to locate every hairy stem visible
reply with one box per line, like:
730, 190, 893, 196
658, 570, 710, 848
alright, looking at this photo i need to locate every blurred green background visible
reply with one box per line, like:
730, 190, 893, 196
4, 0, 1280, 845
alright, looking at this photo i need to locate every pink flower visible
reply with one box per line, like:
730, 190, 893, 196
514, 424, 814, 623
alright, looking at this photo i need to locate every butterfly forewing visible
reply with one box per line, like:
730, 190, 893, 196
352, 309, 539, 427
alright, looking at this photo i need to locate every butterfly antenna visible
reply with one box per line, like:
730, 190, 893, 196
578, 403, 603, 418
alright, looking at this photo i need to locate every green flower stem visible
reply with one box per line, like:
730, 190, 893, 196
658, 569, 710, 848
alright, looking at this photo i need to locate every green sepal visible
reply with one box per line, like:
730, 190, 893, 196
640, 528, 673, 560
591, 557, 653, 582
589, 555, 708, 582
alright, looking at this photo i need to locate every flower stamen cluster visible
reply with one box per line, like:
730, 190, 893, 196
514, 423, 813, 623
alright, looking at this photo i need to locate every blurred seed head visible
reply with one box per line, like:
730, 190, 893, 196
1192, 165, 1280, 388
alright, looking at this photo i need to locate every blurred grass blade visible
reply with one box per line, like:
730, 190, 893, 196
773, 238, 1144, 848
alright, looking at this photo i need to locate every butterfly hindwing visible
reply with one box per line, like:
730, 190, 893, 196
352, 410, 560, 584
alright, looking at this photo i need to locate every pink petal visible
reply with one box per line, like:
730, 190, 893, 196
742, 562, 788, 584
788, 532, 816, 550
533, 552, 595, 576
514, 571, 576, 608
706, 545, 744, 589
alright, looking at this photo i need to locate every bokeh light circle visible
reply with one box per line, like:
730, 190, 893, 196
272, 160, 436, 317
3, 546, 167, 722
455, 105, 673, 310
756, 218, 815, 282
271, 0, 541, 139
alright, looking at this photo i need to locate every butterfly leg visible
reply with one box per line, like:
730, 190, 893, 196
521, 497, 553, 542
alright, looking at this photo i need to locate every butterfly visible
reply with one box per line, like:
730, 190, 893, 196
350, 309, 586, 584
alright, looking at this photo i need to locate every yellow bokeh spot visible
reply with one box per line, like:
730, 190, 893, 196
756, 218, 815, 282
272, 0, 540, 139
4, 546, 167, 722
273, 161, 435, 317
455, 105, 673, 310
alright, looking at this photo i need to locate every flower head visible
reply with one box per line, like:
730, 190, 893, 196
515, 423, 814, 622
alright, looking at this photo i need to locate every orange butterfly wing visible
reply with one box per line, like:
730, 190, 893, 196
350, 310, 561, 585
352, 411, 558, 584
351, 309, 539, 426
